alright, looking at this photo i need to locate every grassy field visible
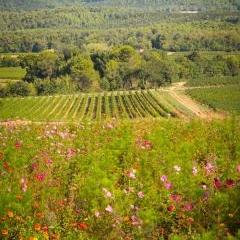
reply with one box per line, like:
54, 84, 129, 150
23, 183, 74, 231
0, 118, 239, 239
0, 90, 194, 122
0, 67, 26, 80
186, 85, 240, 114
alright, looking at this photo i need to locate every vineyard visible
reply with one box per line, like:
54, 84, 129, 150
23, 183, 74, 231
185, 76, 240, 87
0, 90, 195, 122
186, 85, 240, 114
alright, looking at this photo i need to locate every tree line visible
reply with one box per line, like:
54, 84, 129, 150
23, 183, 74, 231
0, 46, 239, 97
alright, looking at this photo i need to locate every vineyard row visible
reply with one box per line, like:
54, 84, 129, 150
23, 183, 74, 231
0, 90, 190, 122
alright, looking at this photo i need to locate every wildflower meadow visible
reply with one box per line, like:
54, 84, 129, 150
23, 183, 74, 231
0, 118, 240, 240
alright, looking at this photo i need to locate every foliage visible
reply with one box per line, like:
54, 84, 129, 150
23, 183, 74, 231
19, 51, 59, 82
0, 81, 36, 97
0, 119, 239, 239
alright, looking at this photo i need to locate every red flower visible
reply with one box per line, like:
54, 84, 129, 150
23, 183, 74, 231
167, 205, 175, 212
225, 178, 235, 187
78, 223, 88, 229
3, 161, 9, 168
15, 142, 21, 148
0, 152, 3, 159
214, 178, 221, 189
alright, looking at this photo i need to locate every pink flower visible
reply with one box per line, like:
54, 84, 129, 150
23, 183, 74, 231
214, 178, 221, 189
192, 166, 198, 175
35, 173, 45, 182
131, 215, 142, 225
160, 175, 167, 182
102, 188, 113, 199
15, 142, 21, 148
237, 165, 240, 172
130, 205, 140, 211
144, 140, 151, 150
205, 163, 214, 173
105, 205, 113, 213
127, 170, 136, 179
20, 177, 25, 184
137, 191, 144, 198
184, 205, 193, 211
170, 194, 182, 203
200, 182, 207, 190
124, 187, 135, 195
22, 184, 27, 192
95, 211, 100, 218
164, 181, 172, 189
33, 163, 38, 170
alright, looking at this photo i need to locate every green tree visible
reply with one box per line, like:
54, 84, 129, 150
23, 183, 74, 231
70, 54, 100, 91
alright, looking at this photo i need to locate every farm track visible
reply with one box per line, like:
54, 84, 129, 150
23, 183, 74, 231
163, 82, 226, 119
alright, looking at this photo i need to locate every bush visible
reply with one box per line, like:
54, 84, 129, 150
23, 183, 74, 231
5, 81, 36, 97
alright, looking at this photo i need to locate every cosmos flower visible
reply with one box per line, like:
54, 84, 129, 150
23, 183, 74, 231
105, 205, 113, 213
137, 191, 144, 198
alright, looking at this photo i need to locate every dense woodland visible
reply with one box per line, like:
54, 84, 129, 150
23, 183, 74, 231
0, 0, 240, 53
1, 0, 240, 11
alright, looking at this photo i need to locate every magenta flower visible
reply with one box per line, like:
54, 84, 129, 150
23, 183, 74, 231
35, 173, 45, 182
105, 205, 113, 213
160, 175, 167, 182
164, 181, 172, 189
33, 163, 38, 170
184, 205, 193, 211
137, 191, 144, 198
15, 142, 21, 148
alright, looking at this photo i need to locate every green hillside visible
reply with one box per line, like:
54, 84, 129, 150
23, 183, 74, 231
1, 0, 239, 11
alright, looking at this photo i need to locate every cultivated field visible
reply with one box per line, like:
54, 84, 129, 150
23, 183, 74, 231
0, 90, 197, 122
0, 67, 26, 80
186, 85, 240, 114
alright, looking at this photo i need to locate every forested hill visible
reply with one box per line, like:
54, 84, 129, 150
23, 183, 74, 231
1, 0, 240, 11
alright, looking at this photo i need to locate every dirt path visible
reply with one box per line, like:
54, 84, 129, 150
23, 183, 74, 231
167, 82, 224, 119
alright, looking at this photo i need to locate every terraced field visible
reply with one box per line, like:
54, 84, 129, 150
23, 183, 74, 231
0, 90, 195, 122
